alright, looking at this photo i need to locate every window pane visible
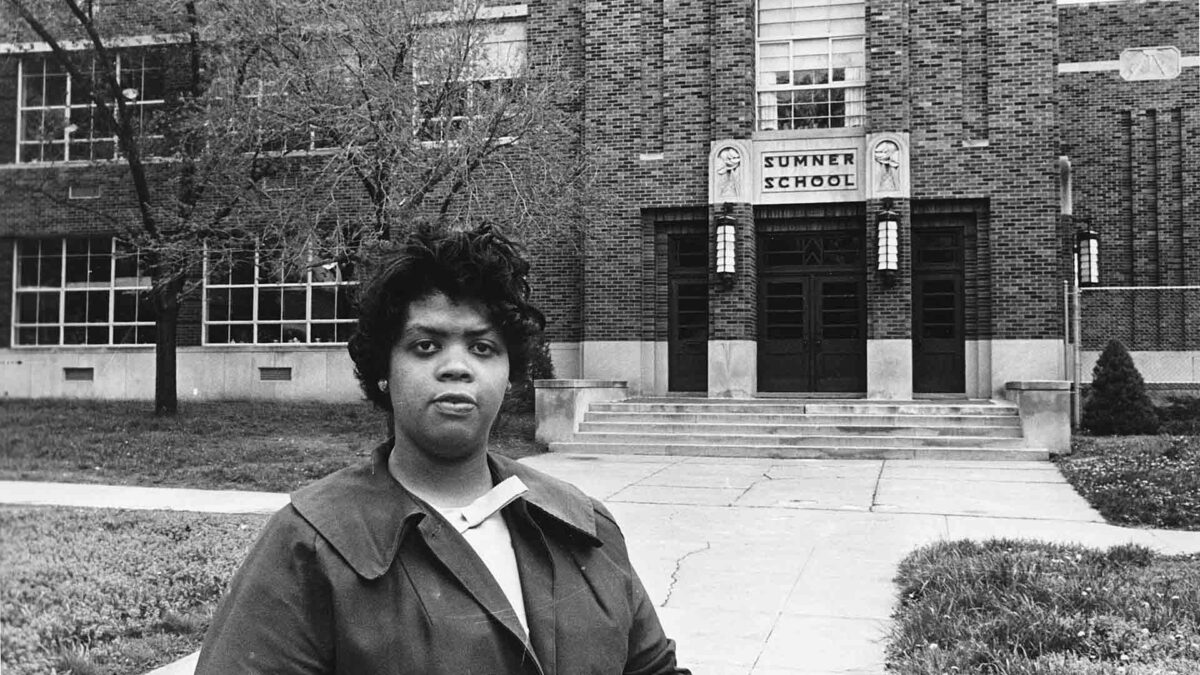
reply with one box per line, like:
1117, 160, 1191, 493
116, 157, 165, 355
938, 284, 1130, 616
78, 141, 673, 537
87, 326, 109, 344
39, 245, 62, 286
208, 325, 230, 344
64, 326, 87, 344
282, 289, 306, 320
282, 323, 307, 343
208, 289, 230, 322
311, 323, 335, 343
311, 287, 337, 320
257, 324, 283, 344
38, 326, 60, 345
230, 288, 254, 321
258, 288, 282, 320
44, 71, 68, 107
64, 291, 87, 322
114, 290, 138, 322
18, 255, 40, 287
337, 288, 357, 319
17, 328, 38, 345
38, 292, 60, 322
86, 291, 109, 322
17, 294, 38, 323
66, 254, 89, 283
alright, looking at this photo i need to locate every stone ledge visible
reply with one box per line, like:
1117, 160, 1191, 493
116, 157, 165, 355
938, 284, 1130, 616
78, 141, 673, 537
534, 379, 627, 389
1006, 380, 1071, 391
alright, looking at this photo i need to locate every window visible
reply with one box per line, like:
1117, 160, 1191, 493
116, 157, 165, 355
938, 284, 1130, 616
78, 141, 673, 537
17, 50, 166, 163
239, 78, 337, 154
203, 247, 357, 345
416, 18, 526, 140
757, 0, 866, 131
13, 237, 156, 346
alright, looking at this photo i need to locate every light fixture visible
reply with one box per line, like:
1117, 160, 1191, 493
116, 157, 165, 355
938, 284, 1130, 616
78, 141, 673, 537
876, 198, 899, 287
1076, 225, 1099, 287
715, 205, 736, 290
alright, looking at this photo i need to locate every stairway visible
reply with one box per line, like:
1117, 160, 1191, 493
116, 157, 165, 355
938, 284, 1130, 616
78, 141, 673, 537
548, 398, 1047, 460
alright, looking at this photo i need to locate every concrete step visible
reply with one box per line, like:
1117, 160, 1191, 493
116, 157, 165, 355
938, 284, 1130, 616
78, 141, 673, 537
583, 411, 1022, 428
566, 431, 1027, 449
590, 401, 1016, 417
576, 421, 1024, 437
548, 441, 1049, 461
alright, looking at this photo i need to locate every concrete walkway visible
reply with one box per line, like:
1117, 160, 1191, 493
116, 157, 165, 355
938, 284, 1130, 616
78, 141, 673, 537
5, 456, 1200, 675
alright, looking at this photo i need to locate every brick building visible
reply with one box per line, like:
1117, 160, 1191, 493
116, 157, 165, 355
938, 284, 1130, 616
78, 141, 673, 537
1, 0, 1196, 401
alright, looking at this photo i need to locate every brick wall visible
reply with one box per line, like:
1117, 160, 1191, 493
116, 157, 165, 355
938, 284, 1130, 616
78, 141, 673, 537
904, 0, 1061, 341
1059, 0, 1199, 352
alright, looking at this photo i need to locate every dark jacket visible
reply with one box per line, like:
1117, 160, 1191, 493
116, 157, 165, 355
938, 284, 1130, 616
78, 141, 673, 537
196, 443, 689, 675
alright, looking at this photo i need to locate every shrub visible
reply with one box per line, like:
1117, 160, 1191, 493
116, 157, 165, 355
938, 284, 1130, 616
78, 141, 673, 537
1082, 339, 1159, 435
1156, 395, 1200, 436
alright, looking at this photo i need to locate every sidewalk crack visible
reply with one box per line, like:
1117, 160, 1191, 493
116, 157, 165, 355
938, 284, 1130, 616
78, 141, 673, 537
869, 460, 886, 512
659, 541, 712, 608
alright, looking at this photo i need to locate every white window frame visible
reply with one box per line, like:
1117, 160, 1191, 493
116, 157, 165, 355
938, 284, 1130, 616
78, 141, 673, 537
11, 237, 156, 347
202, 245, 357, 346
15, 49, 167, 164
756, 0, 867, 132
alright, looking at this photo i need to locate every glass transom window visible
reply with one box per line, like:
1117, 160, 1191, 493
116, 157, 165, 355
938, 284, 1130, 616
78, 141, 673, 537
757, 0, 866, 131
203, 247, 357, 345
13, 237, 156, 346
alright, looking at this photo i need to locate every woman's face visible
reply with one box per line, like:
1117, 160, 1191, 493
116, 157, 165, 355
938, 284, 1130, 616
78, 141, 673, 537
387, 292, 510, 465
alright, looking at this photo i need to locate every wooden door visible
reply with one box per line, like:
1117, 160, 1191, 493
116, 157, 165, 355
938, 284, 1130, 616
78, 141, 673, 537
757, 230, 865, 393
668, 235, 708, 392
912, 228, 965, 393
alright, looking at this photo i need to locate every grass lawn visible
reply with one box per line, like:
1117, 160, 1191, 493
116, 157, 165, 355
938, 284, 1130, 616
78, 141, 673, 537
1, 506, 267, 675
1056, 435, 1200, 531
889, 539, 1200, 675
0, 399, 544, 492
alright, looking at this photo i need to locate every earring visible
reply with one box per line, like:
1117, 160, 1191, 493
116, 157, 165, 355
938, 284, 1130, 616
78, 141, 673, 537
378, 379, 389, 393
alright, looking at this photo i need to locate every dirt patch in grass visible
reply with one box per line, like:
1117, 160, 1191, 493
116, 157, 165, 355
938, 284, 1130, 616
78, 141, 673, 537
1056, 436, 1200, 531
889, 539, 1200, 675
0, 399, 545, 492
1, 506, 267, 675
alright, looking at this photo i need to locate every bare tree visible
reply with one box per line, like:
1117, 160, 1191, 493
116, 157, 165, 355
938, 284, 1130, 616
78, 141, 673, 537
4, 0, 597, 410
203, 0, 598, 256
4, 0, 279, 414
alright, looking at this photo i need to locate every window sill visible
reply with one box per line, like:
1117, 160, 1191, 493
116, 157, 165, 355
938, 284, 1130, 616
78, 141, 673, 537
751, 127, 867, 142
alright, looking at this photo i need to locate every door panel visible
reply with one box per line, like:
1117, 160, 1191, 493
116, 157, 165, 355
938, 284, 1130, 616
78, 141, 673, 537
912, 227, 965, 393
668, 234, 708, 392
814, 277, 866, 392
758, 277, 811, 392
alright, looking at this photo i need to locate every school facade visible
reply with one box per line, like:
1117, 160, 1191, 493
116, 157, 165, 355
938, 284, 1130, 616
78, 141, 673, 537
1, 0, 1197, 401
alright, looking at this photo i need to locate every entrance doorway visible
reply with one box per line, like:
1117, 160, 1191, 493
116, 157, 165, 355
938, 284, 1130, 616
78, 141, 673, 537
667, 234, 708, 392
912, 224, 966, 394
757, 230, 866, 393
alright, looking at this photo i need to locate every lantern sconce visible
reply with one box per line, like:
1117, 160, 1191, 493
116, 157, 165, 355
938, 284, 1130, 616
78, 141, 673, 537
1076, 225, 1100, 287
876, 198, 900, 287
715, 204, 736, 290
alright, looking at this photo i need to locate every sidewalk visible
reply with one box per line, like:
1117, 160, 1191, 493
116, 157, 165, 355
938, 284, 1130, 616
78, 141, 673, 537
5, 456, 1200, 675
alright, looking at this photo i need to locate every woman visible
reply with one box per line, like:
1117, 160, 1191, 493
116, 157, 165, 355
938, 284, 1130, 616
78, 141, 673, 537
197, 224, 689, 674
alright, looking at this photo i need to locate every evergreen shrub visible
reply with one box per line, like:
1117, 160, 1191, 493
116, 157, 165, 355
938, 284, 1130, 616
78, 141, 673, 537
1082, 339, 1159, 435
502, 330, 555, 413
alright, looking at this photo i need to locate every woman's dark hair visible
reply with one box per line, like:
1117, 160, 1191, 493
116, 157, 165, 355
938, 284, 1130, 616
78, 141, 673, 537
348, 223, 546, 412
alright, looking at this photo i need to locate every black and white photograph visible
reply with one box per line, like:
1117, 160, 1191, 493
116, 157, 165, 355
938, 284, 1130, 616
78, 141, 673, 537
1, 0, 1198, 673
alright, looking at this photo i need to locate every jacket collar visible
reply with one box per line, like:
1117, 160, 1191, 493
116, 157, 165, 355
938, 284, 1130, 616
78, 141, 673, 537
290, 441, 601, 579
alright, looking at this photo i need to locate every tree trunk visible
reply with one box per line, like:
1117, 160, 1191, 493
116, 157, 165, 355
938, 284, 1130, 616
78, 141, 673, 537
154, 279, 183, 416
